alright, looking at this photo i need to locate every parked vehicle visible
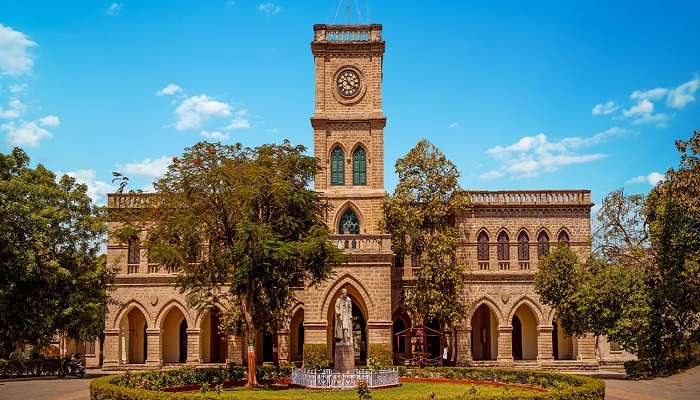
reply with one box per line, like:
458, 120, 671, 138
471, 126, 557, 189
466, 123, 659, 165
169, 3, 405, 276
58, 354, 85, 378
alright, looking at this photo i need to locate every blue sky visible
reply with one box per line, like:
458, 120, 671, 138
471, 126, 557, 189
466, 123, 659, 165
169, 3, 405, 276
1, 1, 698, 210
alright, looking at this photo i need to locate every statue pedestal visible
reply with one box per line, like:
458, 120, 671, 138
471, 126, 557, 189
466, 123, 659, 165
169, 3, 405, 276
334, 344, 355, 373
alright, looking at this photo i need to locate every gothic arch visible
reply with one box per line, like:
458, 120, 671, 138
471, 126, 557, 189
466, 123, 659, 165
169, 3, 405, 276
495, 227, 512, 237
333, 201, 365, 234
111, 300, 152, 329
350, 141, 369, 161
193, 301, 228, 328
536, 227, 552, 239
155, 299, 193, 329
506, 296, 544, 325
556, 227, 572, 242
475, 227, 492, 239
515, 227, 532, 239
466, 295, 505, 328
319, 273, 374, 320
327, 142, 347, 160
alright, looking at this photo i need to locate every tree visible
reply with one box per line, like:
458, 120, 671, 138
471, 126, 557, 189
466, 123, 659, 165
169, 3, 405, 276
118, 141, 344, 385
382, 139, 469, 355
0, 148, 112, 356
535, 130, 700, 376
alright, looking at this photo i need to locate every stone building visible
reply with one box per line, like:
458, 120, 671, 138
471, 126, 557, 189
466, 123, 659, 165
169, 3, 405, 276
100, 23, 632, 370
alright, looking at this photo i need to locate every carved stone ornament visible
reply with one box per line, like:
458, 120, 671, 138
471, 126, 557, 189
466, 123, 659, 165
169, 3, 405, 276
501, 294, 510, 304
150, 296, 158, 306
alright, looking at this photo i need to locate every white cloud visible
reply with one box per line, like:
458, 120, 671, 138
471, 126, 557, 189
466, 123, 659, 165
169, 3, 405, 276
592, 100, 618, 116
9, 83, 27, 94
448, 122, 460, 129
631, 112, 669, 126
201, 130, 229, 140
156, 83, 182, 96
623, 98, 654, 117
38, 114, 60, 127
106, 3, 123, 16
630, 87, 668, 101
626, 171, 665, 186
63, 169, 112, 204
482, 131, 612, 179
119, 156, 171, 179
223, 109, 250, 130
3, 119, 54, 147
0, 98, 25, 119
258, 2, 281, 15
622, 98, 667, 126
174, 94, 232, 130
666, 77, 700, 109
0, 24, 37, 76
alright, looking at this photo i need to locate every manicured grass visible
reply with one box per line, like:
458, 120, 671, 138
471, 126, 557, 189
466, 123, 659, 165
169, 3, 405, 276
191, 382, 537, 399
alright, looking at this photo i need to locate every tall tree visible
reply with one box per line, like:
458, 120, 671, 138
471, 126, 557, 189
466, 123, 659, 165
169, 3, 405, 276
382, 140, 469, 349
0, 148, 112, 356
119, 141, 343, 385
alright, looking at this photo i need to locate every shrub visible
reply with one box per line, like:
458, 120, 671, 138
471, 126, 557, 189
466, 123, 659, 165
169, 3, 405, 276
367, 343, 393, 367
357, 378, 372, 400
302, 343, 329, 370
0, 357, 61, 378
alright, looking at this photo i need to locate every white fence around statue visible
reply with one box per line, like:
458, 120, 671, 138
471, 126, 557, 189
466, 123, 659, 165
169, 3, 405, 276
291, 368, 400, 389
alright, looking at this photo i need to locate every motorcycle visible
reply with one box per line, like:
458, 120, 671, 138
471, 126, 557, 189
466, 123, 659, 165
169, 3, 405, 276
58, 353, 86, 378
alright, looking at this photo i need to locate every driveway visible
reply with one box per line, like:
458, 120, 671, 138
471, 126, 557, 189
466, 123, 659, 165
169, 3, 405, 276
0, 374, 96, 400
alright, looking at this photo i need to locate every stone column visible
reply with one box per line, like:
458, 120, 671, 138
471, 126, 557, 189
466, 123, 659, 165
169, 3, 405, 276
277, 329, 290, 364
497, 325, 513, 365
102, 329, 120, 368
577, 334, 597, 361
367, 320, 392, 364
146, 328, 162, 367
186, 328, 201, 364
537, 325, 554, 366
227, 334, 244, 365
454, 327, 472, 366
303, 321, 329, 362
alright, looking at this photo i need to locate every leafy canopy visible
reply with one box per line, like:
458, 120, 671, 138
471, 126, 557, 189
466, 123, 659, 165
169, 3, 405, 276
382, 139, 469, 327
0, 147, 111, 355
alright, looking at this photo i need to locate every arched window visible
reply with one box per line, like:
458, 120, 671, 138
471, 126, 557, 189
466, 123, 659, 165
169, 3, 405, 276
517, 231, 529, 260
339, 209, 360, 234
127, 237, 140, 265
352, 146, 367, 185
557, 230, 570, 244
497, 231, 509, 260
537, 231, 550, 258
330, 147, 344, 186
477, 231, 489, 260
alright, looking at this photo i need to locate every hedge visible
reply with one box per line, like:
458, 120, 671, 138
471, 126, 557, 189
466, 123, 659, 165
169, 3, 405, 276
367, 343, 393, 367
302, 343, 328, 369
90, 365, 605, 400
0, 357, 61, 378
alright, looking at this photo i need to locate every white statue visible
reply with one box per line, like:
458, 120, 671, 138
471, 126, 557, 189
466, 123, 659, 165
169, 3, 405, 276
334, 288, 353, 345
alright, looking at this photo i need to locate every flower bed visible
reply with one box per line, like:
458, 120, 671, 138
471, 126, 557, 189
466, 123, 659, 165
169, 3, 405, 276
0, 357, 61, 378
89, 365, 605, 400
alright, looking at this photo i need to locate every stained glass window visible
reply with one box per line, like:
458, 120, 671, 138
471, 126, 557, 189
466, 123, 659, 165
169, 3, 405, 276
477, 231, 489, 260
537, 231, 550, 258
339, 209, 360, 234
517, 231, 529, 260
497, 231, 509, 260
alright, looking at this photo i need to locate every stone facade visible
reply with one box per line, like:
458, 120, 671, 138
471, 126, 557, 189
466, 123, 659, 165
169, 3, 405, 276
100, 23, 633, 370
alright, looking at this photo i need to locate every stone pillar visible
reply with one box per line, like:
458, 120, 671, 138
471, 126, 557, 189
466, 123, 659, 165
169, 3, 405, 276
227, 334, 244, 365
577, 334, 597, 361
497, 325, 513, 364
102, 329, 120, 368
277, 329, 290, 364
455, 327, 472, 365
303, 321, 329, 362
186, 328, 201, 364
367, 320, 392, 364
537, 325, 554, 366
146, 328, 162, 367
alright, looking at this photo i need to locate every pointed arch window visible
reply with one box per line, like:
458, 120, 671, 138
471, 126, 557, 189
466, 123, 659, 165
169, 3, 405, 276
127, 237, 140, 265
557, 230, 570, 244
352, 146, 367, 185
477, 231, 490, 261
497, 231, 510, 260
339, 209, 360, 234
517, 231, 530, 260
537, 231, 550, 258
330, 147, 344, 186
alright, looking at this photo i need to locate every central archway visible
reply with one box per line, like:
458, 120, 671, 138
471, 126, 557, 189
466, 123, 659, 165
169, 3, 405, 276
326, 285, 369, 365
119, 307, 147, 364
512, 304, 538, 360
161, 307, 187, 364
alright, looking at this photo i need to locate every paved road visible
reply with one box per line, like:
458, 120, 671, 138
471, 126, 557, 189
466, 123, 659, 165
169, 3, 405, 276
1, 367, 699, 400
604, 365, 700, 400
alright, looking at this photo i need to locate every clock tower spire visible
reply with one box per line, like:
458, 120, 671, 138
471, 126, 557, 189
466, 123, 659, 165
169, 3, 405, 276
311, 24, 386, 235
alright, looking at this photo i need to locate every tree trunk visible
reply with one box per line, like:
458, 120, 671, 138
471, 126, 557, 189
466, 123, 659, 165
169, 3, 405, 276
241, 292, 258, 386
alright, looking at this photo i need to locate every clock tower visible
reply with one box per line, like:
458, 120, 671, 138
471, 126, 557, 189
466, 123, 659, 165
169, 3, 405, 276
311, 24, 386, 235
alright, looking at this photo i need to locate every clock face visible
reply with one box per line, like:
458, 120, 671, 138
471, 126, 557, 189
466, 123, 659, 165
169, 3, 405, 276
336, 69, 361, 98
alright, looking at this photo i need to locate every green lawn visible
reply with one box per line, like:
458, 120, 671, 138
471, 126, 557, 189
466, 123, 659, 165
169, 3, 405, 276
190, 382, 538, 399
